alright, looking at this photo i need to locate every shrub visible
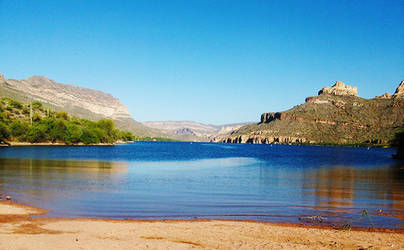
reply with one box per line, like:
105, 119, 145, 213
32, 101, 43, 109
9, 100, 23, 109
27, 124, 47, 143
56, 111, 70, 121
80, 128, 100, 144
9, 120, 28, 138
0, 122, 10, 139
65, 124, 82, 144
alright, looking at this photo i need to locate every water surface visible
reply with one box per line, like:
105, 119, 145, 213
0, 142, 403, 229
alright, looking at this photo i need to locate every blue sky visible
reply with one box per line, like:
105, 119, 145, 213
0, 0, 403, 125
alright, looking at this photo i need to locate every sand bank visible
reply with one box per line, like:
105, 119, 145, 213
0, 201, 402, 249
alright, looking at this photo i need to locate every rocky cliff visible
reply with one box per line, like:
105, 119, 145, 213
0, 74, 161, 137
217, 80, 404, 145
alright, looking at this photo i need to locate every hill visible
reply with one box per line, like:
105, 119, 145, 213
0, 74, 163, 137
143, 121, 251, 141
0, 97, 134, 145
216, 80, 404, 145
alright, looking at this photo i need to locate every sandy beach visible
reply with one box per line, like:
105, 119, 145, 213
0, 201, 402, 249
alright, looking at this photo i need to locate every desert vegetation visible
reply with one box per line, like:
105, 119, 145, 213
0, 98, 135, 144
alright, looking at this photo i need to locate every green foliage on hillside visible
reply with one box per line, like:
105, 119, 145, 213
0, 98, 135, 144
227, 94, 404, 145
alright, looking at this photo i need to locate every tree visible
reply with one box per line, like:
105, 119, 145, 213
9, 120, 28, 138
27, 124, 47, 143
0, 122, 10, 139
80, 128, 99, 144
65, 124, 82, 144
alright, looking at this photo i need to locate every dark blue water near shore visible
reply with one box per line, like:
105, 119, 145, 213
0, 142, 403, 229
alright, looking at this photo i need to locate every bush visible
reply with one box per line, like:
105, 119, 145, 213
9, 120, 28, 138
0, 122, 10, 139
80, 128, 100, 144
32, 101, 43, 109
9, 100, 23, 109
27, 125, 47, 143
56, 111, 70, 121
65, 124, 82, 144
33, 112, 42, 122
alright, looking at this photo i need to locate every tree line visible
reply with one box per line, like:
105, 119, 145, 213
0, 98, 135, 144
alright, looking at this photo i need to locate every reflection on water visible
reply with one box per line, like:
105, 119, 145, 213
0, 142, 403, 229
0, 158, 128, 207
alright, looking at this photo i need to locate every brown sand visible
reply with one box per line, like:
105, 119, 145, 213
0, 201, 402, 249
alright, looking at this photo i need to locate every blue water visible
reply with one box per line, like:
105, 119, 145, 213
0, 142, 403, 229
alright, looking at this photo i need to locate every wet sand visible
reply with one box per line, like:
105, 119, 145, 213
0, 201, 403, 249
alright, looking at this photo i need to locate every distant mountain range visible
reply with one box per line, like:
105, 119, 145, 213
215, 80, 404, 145
4, 73, 401, 145
0, 74, 163, 137
143, 121, 251, 140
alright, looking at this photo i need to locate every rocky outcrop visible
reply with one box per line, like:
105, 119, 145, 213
376, 92, 392, 99
222, 80, 404, 145
393, 80, 404, 98
260, 112, 302, 123
223, 135, 308, 144
318, 81, 358, 97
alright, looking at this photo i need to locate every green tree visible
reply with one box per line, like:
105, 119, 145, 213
9, 120, 28, 138
27, 124, 47, 143
80, 128, 99, 144
0, 122, 10, 139
65, 124, 82, 144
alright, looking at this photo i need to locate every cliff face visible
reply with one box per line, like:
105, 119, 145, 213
0, 74, 162, 137
218, 80, 404, 145
2, 75, 132, 120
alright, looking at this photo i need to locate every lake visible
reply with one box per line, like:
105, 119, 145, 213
0, 142, 403, 229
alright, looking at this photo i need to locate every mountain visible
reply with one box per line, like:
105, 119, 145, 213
143, 121, 251, 140
0, 74, 162, 137
216, 80, 404, 145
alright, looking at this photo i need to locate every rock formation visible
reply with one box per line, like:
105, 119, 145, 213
318, 81, 358, 97
393, 80, 404, 98
376, 92, 392, 99
220, 80, 404, 145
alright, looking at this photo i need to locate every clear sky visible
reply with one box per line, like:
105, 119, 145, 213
0, 0, 403, 125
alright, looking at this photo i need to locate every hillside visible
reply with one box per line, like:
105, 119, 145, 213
0, 74, 163, 137
143, 121, 251, 141
216, 80, 404, 145
0, 98, 134, 145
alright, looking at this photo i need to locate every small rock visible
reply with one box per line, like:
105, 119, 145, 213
5, 196, 11, 200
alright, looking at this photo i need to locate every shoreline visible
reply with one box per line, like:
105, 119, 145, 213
0, 201, 403, 249
3, 141, 124, 147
